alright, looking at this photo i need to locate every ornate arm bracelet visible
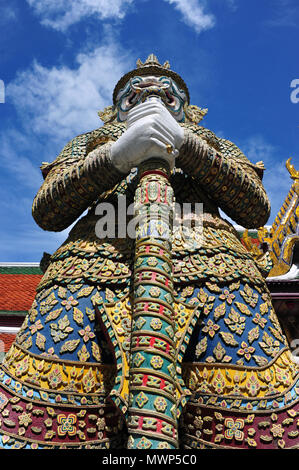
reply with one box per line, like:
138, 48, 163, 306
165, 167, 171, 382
177, 129, 270, 228
32, 142, 124, 232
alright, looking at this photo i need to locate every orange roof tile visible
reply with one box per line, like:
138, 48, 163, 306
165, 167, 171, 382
0, 333, 17, 352
0, 274, 42, 311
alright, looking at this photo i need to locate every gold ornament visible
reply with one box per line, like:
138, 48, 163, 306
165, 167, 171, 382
98, 105, 117, 124
184, 104, 208, 124
166, 144, 173, 154
286, 157, 299, 180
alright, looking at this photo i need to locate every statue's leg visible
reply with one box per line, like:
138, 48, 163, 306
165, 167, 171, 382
0, 283, 125, 449
180, 281, 299, 449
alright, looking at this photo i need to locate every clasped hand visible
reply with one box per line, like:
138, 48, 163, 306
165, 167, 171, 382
110, 98, 184, 173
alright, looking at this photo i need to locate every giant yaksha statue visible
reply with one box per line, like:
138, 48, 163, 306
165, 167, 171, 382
0, 55, 298, 450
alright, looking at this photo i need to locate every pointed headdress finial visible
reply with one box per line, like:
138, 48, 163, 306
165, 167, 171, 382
113, 53, 189, 104
136, 53, 171, 70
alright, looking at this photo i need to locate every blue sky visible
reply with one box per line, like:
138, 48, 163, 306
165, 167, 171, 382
0, 0, 298, 262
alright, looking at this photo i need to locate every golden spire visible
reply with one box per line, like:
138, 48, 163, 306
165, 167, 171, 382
256, 157, 299, 278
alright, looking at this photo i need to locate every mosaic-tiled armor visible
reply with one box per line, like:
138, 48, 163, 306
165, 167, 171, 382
0, 55, 298, 450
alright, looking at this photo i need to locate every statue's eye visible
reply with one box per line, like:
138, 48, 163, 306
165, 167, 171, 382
131, 77, 142, 85
159, 76, 171, 86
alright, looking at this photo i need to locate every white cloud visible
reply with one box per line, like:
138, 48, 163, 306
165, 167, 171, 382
0, 129, 42, 189
240, 135, 291, 224
26, 0, 238, 35
225, 0, 238, 12
7, 41, 133, 142
0, 5, 17, 25
165, 0, 215, 33
164, 0, 238, 34
26, 0, 134, 31
265, 0, 299, 28
241, 134, 276, 166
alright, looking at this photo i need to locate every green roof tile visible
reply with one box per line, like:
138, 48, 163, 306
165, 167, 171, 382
0, 266, 42, 275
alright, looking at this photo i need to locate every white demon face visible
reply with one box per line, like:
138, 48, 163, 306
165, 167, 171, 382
115, 75, 187, 122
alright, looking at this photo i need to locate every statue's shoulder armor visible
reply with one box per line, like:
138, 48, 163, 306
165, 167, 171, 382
181, 122, 265, 179
86, 122, 126, 153
40, 122, 126, 179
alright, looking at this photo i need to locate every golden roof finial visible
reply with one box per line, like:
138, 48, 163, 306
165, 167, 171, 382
286, 157, 299, 180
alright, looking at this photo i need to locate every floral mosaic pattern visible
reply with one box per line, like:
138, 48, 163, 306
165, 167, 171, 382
180, 281, 288, 367
181, 388, 299, 449
14, 284, 113, 364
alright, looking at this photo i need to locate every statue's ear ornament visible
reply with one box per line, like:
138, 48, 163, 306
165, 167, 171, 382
98, 105, 118, 124
184, 104, 208, 124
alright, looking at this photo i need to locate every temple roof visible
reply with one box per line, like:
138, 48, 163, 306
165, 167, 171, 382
238, 158, 299, 283
259, 158, 298, 280
0, 263, 42, 313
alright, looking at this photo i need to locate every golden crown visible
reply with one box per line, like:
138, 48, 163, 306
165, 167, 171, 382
113, 53, 190, 104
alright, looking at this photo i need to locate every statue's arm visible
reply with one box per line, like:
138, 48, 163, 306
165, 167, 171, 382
176, 127, 271, 228
32, 135, 124, 232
